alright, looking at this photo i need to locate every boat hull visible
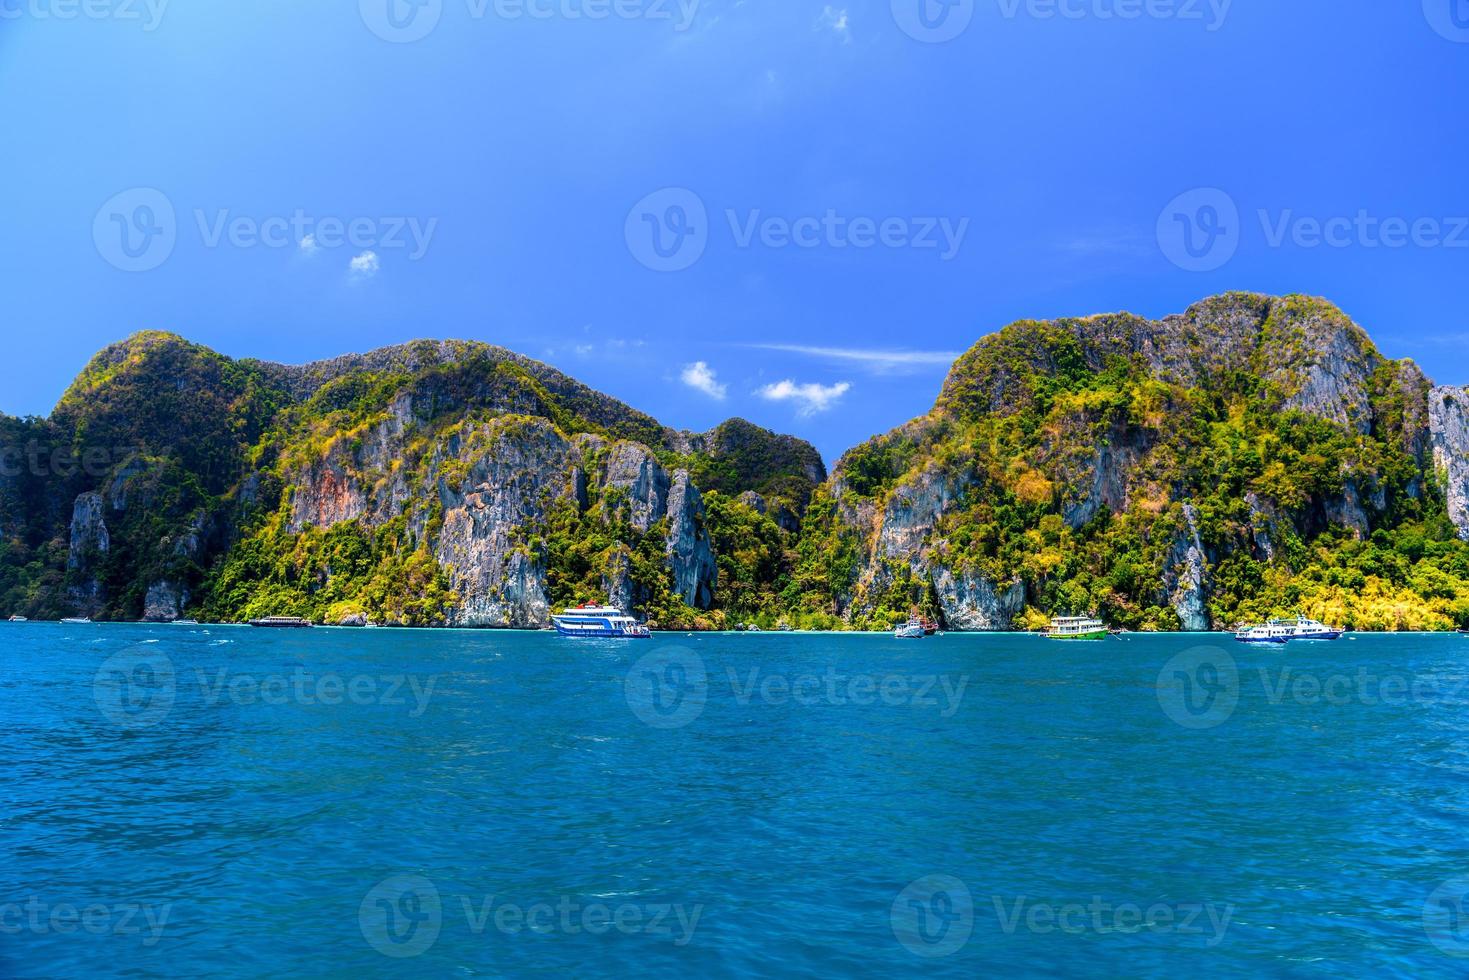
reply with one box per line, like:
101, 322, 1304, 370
1045, 630, 1108, 640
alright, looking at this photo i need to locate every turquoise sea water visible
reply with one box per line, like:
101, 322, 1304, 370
5, 623, 1469, 978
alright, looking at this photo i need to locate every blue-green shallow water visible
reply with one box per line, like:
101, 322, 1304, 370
5, 624, 1469, 978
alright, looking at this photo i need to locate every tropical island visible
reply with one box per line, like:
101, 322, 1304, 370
2, 292, 1466, 632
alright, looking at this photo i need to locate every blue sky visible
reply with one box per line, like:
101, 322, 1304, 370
2, 0, 1467, 463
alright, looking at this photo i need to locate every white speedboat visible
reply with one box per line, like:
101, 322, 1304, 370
59, 617, 93, 625
6, 615, 27, 622
551, 604, 651, 638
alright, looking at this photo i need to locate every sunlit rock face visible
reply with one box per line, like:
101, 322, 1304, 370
1430, 387, 1469, 540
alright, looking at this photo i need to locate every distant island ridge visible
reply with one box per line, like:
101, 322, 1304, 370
1, 292, 1466, 632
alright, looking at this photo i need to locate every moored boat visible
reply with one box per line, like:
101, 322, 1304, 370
170, 619, 200, 626
551, 604, 650, 638
7, 615, 27, 622
894, 617, 926, 639
248, 616, 313, 629
1235, 614, 1341, 644
1274, 615, 1343, 641
1044, 616, 1108, 640
59, 617, 93, 625
1235, 622, 1289, 644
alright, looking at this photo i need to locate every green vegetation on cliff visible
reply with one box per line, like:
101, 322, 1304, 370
2, 295, 1466, 631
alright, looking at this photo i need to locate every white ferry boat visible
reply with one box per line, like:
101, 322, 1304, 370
1235, 614, 1342, 644
1044, 616, 1108, 640
894, 617, 926, 639
551, 604, 651, 639
1234, 621, 1290, 644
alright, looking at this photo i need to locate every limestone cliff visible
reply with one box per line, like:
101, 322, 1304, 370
1430, 386, 1469, 540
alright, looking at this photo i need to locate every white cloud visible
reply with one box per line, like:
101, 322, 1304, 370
820, 5, 850, 42
348, 250, 379, 280
746, 343, 958, 373
298, 234, 319, 256
756, 379, 851, 416
681, 361, 728, 400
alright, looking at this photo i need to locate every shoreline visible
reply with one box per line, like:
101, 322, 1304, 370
7, 620, 1466, 637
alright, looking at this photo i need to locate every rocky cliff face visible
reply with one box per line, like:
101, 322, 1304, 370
813, 292, 1462, 631
1, 331, 810, 623
6, 297, 1465, 631
281, 412, 723, 627
1430, 386, 1469, 540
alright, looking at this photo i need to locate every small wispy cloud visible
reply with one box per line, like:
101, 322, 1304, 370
298, 234, 319, 256
820, 5, 851, 43
681, 361, 728, 400
746, 343, 958, 374
756, 379, 851, 416
348, 250, 379, 280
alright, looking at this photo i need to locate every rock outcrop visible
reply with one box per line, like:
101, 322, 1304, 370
430, 418, 574, 627
665, 471, 716, 608
1163, 504, 1210, 631
1430, 386, 1469, 539
143, 581, 189, 622
67, 492, 109, 570
930, 566, 1026, 631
